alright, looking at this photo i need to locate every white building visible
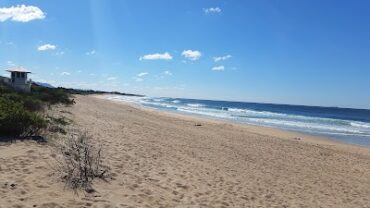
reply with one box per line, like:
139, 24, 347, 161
5, 68, 32, 92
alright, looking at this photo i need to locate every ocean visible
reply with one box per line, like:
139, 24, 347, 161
107, 95, 370, 147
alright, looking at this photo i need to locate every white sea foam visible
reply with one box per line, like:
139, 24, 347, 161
350, 121, 370, 129
244, 118, 365, 134
140, 100, 177, 109
179, 106, 370, 137
153, 98, 165, 102
105, 95, 370, 140
228, 107, 352, 126
228, 108, 291, 118
107, 95, 145, 103
187, 103, 205, 107
316, 131, 370, 137
177, 107, 232, 119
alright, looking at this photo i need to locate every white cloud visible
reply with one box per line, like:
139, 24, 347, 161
163, 70, 172, 76
134, 72, 149, 82
137, 72, 148, 77
0, 5, 46, 22
182, 50, 202, 61
86, 50, 96, 55
212, 65, 225, 71
60, 72, 71, 76
107, 77, 117, 81
38, 44, 56, 51
54, 51, 65, 56
204, 7, 222, 14
214, 55, 231, 62
7, 61, 15, 67
140, 52, 172, 60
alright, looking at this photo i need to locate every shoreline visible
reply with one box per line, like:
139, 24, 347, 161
2, 95, 370, 207
96, 94, 370, 154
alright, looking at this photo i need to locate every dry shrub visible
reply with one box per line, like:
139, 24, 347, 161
54, 130, 109, 192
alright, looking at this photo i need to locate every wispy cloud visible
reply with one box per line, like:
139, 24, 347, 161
0, 5, 46, 22
212, 65, 225, 71
156, 70, 173, 79
137, 72, 149, 77
214, 55, 231, 62
140, 52, 172, 61
204, 7, 222, 14
7, 61, 15, 67
107, 77, 117, 81
38, 44, 56, 51
163, 70, 172, 76
135, 72, 149, 82
182, 50, 202, 61
60, 72, 71, 76
86, 50, 96, 55
54, 51, 65, 56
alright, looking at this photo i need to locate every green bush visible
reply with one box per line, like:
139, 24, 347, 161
32, 86, 74, 105
0, 82, 74, 139
0, 97, 46, 137
0, 81, 14, 94
23, 97, 44, 112
2, 92, 24, 102
1, 93, 44, 112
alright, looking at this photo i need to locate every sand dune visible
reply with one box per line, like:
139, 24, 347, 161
1, 95, 370, 207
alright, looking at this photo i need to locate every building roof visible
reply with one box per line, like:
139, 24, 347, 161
6, 67, 32, 73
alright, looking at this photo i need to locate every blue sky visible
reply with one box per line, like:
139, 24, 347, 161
1, 0, 370, 109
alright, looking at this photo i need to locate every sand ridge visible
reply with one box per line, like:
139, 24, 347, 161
1, 95, 370, 207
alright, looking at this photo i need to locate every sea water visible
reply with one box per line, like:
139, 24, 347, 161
107, 95, 370, 147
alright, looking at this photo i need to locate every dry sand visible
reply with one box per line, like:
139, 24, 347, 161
1, 95, 370, 208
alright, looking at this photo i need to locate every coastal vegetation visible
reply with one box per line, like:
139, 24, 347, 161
0, 80, 142, 139
54, 131, 110, 193
0, 81, 74, 138
0, 81, 113, 193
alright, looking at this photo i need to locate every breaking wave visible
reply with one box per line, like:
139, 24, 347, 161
105, 95, 370, 146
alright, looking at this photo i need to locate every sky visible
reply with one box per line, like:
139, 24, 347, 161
0, 0, 370, 109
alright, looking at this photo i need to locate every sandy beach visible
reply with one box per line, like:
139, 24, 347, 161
1, 95, 370, 208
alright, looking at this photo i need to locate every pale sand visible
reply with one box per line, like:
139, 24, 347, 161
1, 95, 370, 208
